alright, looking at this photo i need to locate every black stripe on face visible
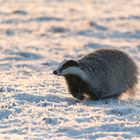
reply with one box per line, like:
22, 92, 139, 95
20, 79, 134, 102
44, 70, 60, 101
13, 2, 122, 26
59, 60, 79, 72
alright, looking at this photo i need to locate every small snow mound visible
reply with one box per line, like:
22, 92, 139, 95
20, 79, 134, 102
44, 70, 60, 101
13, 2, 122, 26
12, 10, 28, 16
0, 87, 18, 92
43, 117, 68, 125
0, 110, 12, 120
13, 93, 47, 104
107, 107, 136, 116
49, 26, 70, 33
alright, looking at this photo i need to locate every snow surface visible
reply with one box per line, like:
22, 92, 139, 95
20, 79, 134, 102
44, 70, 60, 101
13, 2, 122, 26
0, 0, 140, 139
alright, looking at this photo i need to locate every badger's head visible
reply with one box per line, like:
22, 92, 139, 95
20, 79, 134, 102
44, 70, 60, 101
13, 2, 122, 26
53, 59, 89, 82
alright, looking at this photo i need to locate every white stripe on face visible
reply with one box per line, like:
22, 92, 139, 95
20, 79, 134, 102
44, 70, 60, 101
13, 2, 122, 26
61, 66, 89, 82
56, 59, 68, 71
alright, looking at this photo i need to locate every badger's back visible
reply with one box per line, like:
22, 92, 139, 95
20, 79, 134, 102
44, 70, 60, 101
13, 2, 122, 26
78, 49, 138, 98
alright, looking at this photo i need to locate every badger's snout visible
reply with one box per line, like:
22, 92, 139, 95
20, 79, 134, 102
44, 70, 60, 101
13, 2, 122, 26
53, 70, 62, 76
53, 70, 57, 75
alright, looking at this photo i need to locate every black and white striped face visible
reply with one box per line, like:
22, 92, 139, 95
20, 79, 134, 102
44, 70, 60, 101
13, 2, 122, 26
53, 59, 79, 76
53, 59, 89, 82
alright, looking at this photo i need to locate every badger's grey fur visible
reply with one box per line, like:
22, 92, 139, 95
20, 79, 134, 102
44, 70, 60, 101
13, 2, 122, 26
53, 49, 138, 100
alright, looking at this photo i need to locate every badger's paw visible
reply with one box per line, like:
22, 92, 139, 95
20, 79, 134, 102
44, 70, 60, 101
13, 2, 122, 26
72, 93, 85, 100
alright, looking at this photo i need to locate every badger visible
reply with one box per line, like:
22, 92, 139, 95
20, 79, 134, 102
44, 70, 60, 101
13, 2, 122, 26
53, 49, 138, 100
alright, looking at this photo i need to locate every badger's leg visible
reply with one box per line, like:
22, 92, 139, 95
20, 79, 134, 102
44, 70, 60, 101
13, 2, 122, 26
65, 76, 85, 100
66, 83, 85, 100
72, 92, 85, 100
67, 85, 85, 100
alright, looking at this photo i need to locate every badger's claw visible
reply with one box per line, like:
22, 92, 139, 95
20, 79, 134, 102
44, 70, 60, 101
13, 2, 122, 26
72, 93, 85, 100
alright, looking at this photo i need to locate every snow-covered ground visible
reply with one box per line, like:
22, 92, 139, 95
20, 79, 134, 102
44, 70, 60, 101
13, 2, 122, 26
0, 0, 140, 139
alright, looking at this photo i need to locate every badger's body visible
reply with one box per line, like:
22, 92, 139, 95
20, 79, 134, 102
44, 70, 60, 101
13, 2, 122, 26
53, 49, 138, 100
